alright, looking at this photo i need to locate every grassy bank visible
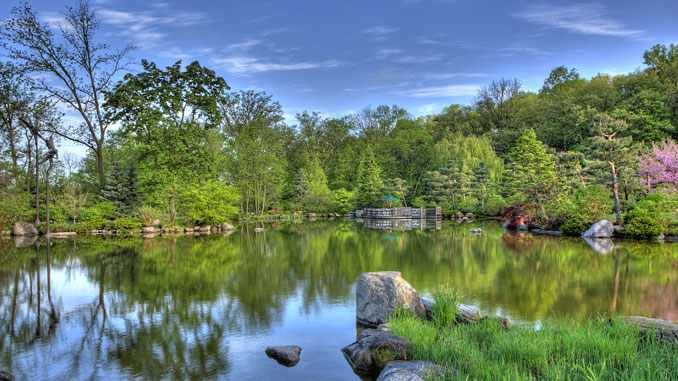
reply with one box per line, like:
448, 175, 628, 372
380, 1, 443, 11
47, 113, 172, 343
389, 292, 678, 380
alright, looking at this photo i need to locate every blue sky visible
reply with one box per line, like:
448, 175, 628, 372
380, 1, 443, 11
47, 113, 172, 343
2, 0, 677, 154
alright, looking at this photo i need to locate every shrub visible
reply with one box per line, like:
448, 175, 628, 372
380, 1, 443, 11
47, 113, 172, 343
560, 185, 614, 235
138, 205, 162, 226
180, 180, 240, 225
0, 192, 32, 231
333, 188, 354, 214
484, 194, 507, 216
627, 190, 678, 230
626, 216, 664, 240
109, 216, 143, 231
458, 196, 479, 213
81, 201, 118, 221
560, 213, 589, 236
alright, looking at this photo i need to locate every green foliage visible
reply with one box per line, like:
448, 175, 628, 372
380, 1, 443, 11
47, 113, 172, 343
180, 180, 240, 225
0, 192, 32, 230
137, 205, 162, 226
332, 188, 354, 214
484, 194, 507, 216
560, 184, 614, 235
81, 201, 118, 221
626, 216, 665, 240
458, 196, 479, 213
431, 287, 461, 328
355, 146, 383, 208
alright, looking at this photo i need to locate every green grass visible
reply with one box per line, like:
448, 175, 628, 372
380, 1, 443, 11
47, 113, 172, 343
389, 292, 678, 380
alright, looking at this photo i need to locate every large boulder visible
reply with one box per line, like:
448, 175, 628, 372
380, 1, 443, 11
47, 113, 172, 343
141, 226, 156, 234
199, 225, 211, 232
265, 345, 301, 366
221, 223, 235, 231
341, 329, 411, 374
13, 222, 37, 236
377, 360, 446, 381
0, 371, 15, 381
356, 272, 425, 327
582, 220, 614, 238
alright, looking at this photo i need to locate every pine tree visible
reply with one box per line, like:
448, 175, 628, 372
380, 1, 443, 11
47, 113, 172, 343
472, 161, 491, 213
506, 129, 560, 221
381, 178, 409, 206
102, 160, 126, 212
122, 159, 140, 216
356, 146, 383, 208
439, 160, 462, 209
293, 169, 311, 207
588, 112, 637, 225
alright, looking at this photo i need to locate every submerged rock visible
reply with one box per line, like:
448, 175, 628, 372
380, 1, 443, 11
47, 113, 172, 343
356, 271, 425, 327
14, 235, 37, 248
13, 222, 37, 236
377, 360, 446, 381
469, 228, 483, 234
221, 223, 235, 231
342, 329, 411, 374
582, 220, 614, 238
265, 345, 301, 366
141, 226, 155, 234
0, 371, 15, 381
254, 227, 265, 233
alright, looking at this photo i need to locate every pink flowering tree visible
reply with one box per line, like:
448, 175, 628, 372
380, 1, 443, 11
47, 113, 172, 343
638, 139, 678, 193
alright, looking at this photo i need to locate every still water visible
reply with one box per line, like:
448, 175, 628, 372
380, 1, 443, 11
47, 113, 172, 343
1, 220, 677, 380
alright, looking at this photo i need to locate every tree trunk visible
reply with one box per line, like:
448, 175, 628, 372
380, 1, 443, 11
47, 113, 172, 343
609, 162, 622, 226
45, 163, 51, 236
7, 120, 19, 184
96, 143, 105, 187
34, 136, 40, 226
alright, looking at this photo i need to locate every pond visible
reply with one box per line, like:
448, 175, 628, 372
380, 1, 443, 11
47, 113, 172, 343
1, 220, 677, 380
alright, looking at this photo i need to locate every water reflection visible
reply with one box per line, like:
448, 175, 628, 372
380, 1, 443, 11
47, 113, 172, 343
0, 220, 677, 379
357, 218, 442, 231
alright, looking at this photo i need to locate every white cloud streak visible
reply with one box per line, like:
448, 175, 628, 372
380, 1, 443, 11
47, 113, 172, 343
212, 56, 340, 75
515, 3, 644, 38
396, 84, 480, 98
363, 26, 398, 42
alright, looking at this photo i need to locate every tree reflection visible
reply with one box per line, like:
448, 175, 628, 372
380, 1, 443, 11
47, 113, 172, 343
0, 221, 677, 378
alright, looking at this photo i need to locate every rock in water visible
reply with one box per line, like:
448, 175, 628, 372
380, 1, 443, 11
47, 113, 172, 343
469, 228, 483, 234
141, 226, 156, 234
221, 222, 235, 231
356, 272, 425, 327
265, 345, 302, 366
377, 360, 447, 381
13, 222, 37, 236
254, 227, 265, 233
581, 220, 614, 238
341, 329, 411, 374
0, 371, 15, 381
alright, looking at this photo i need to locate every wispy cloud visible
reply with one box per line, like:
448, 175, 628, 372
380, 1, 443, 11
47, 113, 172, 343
375, 48, 403, 60
396, 84, 480, 98
363, 26, 398, 42
515, 3, 644, 38
98, 8, 209, 49
421, 72, 488, 81
212, 56, 340, 75
227, 38, 263, 52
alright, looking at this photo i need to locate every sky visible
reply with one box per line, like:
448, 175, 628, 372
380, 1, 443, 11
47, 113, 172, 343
2, 0, 677, 156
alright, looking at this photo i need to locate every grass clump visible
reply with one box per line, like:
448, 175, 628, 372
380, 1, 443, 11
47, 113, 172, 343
431, 286, 461, 327
390, 290, 678, 380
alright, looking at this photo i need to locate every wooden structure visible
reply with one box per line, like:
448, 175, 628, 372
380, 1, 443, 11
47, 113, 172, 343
360, 207, 442, 220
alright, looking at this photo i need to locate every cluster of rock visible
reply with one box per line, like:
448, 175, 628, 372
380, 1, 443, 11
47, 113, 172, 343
342, 271, 513, 379
452, 212, 475, 220
137, 223, 236, 238
265, 345, 302, 366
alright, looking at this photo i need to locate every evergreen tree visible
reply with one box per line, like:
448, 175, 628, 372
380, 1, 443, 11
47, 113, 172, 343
123, 159, 140, 216
356, 147, 383, 208
439, 161, 462, 209
381, 178, 409, 206
472, 161, 491, 213
506, 129, 560, 221
293, 169, 311, 207
102, 160, 127, 214
588, 112, 637, 225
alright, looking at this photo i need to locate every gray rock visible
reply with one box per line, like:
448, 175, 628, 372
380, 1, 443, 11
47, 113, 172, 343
582, 220, 614, 238
377, 361, 446, 381
142, 233, 156, 239
465, 212, 474, 219
14, 235, 37, 248
453, 212, 465, 219
503, 220, 511, 230
481, 316, 514, 330
356, 272, 425, 327
199, 225, 211, 232
141, 226, 156, 234
421, 297, 481, 324
622, 316, 678, 344
583, 237, 615, 255
469, 228, 483, 234
185, 228, 194, 233
13, 222, 37, 236
308, 212, 317, 219
221, 223, 235, 231
341, 329, 411, 374
0, 371, 15, 381
265, 345, 301, 366
254, 227, 265, 233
